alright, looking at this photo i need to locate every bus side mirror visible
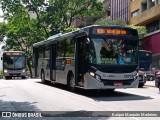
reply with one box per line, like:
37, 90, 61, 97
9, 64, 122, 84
1, 57, 2, 60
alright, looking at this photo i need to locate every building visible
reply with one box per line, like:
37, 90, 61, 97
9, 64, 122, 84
130, 0, 160, 68
110, 0, 130, 23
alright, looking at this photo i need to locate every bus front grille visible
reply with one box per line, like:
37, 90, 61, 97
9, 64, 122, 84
9, 73, 21, 76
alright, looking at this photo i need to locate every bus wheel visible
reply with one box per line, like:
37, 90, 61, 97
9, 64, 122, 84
68, 75, 76, 92
22, 76, 26, 79
138, 83, 144, 88
41, 71, 46, 84
5, 77, 9, 80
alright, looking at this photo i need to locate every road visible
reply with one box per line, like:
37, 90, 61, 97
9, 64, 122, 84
0, 78, 159, 120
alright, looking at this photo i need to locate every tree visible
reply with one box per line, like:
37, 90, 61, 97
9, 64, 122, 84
127, 25, 147, 49
40, 0, 103, 35
1, 0, 103, 34
5, 6, 46, 77
127, 25, 147, 39
0, 23, 6, 41
49, 0, 103, 27
0, 0, 104, 77
95, 17, 127, 26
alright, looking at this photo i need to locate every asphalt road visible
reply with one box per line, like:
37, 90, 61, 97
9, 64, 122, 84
0, 78, 159, 120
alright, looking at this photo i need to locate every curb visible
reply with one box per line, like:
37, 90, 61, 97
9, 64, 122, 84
144, 84, 156, 87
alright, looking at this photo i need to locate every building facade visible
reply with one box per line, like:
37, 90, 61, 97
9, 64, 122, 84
110, 0, 130, 23
130, 0, 160, 68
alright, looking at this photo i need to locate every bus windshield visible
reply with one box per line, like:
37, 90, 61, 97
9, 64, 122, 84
89, 38, 138, 65
3, 55, 25, 69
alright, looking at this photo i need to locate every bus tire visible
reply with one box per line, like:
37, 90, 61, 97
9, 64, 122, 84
68, 74, 76, 92
138, 83, 144, 88
5, 76, 9, 80
107, 89, 115, 92
22, 76, 26, 79
41, 70, 46, 84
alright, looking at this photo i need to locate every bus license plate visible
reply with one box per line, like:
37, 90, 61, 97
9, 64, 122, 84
114, 82, 123, 86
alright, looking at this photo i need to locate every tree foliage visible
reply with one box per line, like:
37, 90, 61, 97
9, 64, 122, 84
128, 25, 147, 48
0, 0, 103, 77
3, 5, 46, 77
95, 17, 127, 26
127, 25, 147, 39
0, 23, 7, 41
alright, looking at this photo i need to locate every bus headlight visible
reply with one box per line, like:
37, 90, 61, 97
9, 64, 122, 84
89, 72, 95, 77
4, 69, 8, 73
22, 69, 25, 72
89, 72, 101, 81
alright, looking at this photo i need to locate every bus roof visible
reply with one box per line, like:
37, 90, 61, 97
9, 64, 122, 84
3, 51, 25, 53
33, 25, 138, 47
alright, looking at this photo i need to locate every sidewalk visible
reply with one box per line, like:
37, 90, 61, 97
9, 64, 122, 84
145, 81, 156, 87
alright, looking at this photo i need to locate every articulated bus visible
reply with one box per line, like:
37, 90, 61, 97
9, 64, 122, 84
2, 51, 27, 79
32, 25, 139, 91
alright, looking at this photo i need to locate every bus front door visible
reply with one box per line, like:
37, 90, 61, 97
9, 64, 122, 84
75, 34, 88, 87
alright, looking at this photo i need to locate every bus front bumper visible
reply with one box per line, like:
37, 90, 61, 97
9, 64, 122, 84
84, 74, 139, 89
3, 69, 26, 77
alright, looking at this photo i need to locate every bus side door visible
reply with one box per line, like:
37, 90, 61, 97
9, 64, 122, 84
50, 44, 56, 81
75, 32, 88, 86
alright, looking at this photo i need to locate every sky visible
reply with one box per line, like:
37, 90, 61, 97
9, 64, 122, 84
0, 9, 3, 23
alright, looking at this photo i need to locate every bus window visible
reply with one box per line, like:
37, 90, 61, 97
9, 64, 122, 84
89, 38, 138, 65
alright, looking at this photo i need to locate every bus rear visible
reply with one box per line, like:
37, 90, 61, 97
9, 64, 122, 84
138, 50, 153, 83
2, 51, 26, 79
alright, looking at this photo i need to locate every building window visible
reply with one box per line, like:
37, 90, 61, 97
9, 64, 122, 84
141, 0, 147, 12
158, 0, 160, 4
146, 20, 160, 33
148, 0, 155, 8
131, 9, 139, 17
